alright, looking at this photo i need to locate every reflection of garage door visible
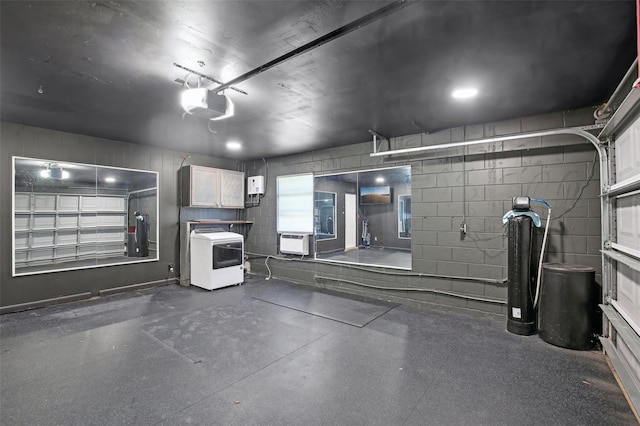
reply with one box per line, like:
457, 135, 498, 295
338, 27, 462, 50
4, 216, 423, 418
598, 71, 640, 415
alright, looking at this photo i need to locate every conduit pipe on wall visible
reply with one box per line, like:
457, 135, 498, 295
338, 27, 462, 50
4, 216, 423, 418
347, 266, 506, 284
370, 126, 611, 313
245, 251, 506, 285
314, 275, 507, 305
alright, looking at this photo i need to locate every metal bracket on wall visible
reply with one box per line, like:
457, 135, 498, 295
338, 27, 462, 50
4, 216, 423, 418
369, 129, 390, 154
599, 137, 614, 146
577, 123, 606, 131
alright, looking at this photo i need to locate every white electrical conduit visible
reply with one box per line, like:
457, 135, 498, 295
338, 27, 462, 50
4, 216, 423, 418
371, 127, 602, 159
533, 207, 552, 309
314, 275, 506, 305
244, 251, 506, 284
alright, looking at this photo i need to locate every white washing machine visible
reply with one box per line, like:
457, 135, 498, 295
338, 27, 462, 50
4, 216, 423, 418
190, 230, 244, 290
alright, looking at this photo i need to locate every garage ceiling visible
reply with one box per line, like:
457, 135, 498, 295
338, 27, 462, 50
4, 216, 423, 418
1, 1, 636, 160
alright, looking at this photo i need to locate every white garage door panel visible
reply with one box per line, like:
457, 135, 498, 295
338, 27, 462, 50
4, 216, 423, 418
616, 193, 640, 252
618, 336, 640, 387
602, 77, 640, 415
615, 118, 640, 183
616, 263, 640, 333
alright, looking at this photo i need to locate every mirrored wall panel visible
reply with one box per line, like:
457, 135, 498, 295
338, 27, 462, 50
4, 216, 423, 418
13, 157, 158, 276
314, 166, 411, 269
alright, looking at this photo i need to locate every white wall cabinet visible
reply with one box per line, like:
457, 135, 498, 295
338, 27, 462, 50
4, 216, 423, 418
14, 193, 127, 267
181, 165, 245, 208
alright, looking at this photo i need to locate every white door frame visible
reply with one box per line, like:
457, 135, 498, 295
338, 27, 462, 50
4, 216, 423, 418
344, 193, 357, 251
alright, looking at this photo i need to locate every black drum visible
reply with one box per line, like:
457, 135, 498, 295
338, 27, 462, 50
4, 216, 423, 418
538, 263, 596, 350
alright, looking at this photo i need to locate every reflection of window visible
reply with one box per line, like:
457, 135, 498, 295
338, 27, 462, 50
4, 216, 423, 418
398, 195, 411, 239
314, 191, 336, 240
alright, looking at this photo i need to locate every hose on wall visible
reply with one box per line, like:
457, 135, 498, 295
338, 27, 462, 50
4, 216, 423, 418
529, 198, 552, 309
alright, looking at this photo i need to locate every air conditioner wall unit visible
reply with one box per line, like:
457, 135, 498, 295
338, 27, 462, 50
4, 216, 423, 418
280, 233, 309, 255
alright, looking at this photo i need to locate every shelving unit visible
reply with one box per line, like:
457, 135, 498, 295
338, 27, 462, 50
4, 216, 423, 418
14, 192, 127, 268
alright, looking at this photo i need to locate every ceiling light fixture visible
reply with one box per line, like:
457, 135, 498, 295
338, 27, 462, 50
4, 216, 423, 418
104, 177, 116, 183
375, 176, 385, 183
452, 87, 478, 99
226, 141, 242, 151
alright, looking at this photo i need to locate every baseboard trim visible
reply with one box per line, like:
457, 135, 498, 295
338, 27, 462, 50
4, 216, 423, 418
98, 278, 176, 296
0, 278, 177, 314
0, 292, 93, 315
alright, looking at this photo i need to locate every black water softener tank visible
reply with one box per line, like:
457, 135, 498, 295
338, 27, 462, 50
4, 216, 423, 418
507, 214, 536, 335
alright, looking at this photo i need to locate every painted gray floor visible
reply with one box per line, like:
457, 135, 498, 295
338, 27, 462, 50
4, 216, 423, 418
0, 275, 635, 425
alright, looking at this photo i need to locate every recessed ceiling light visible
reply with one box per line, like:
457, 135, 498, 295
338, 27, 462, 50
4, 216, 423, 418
105, 177, 116, 183
226, 141, 242, 151
452, 87, 478, 99
375, 176, 385, 183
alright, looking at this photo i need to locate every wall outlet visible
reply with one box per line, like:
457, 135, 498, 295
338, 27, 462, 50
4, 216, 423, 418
168, 264, 174, 273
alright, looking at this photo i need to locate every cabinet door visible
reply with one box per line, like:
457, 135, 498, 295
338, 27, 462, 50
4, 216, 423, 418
220, 170, 245, 208
191, 166, 220, 207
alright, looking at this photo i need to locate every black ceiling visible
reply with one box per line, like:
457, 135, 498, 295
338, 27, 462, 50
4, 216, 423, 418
1, 1, 636, 160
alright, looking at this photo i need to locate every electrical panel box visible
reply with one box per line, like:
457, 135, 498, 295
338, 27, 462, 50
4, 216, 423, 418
247, 175, 265, 195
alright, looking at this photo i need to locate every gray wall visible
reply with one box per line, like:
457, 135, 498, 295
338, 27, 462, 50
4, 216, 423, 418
1, 106, 602, 316
244, 107, 602, 315
1, 122, 237, 309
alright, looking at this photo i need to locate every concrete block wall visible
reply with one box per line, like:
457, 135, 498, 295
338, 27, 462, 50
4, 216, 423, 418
244, 107, 602, 315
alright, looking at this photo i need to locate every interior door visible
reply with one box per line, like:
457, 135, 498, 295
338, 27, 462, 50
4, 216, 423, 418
344, 193, 356, 250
